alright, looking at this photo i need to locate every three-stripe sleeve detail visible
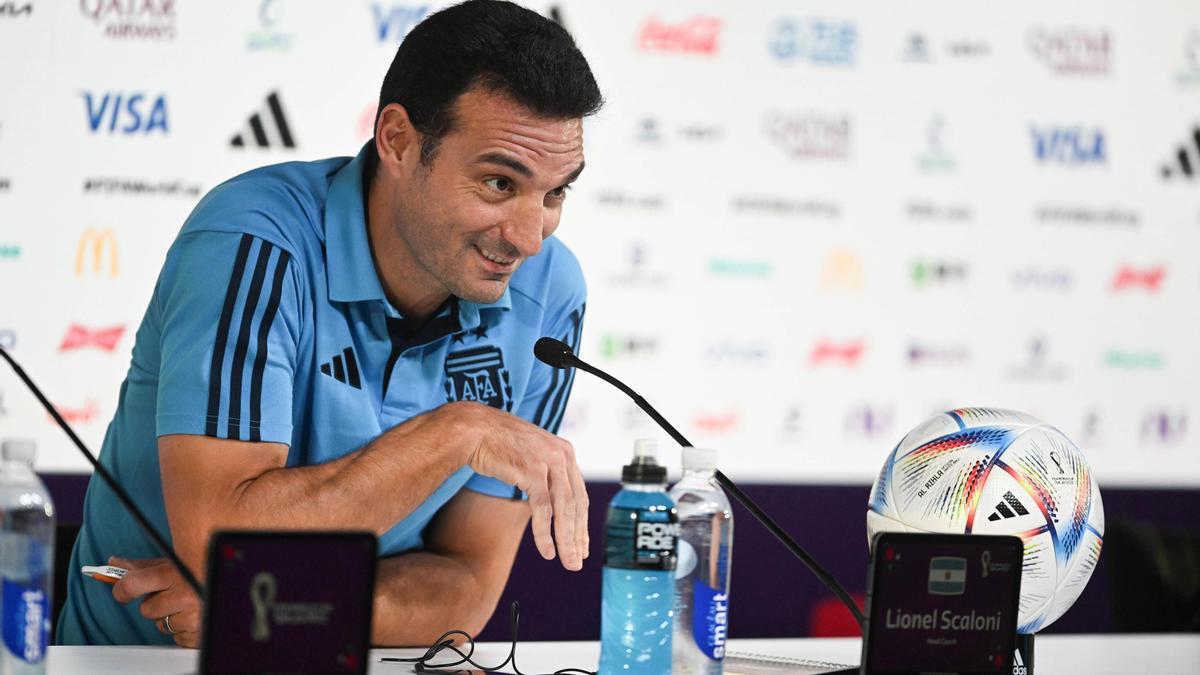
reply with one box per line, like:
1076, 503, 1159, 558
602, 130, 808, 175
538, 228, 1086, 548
206, 235, 255, 437
534, 304, 586, 433
205, 236, 292, 441
249, 249, 291, 442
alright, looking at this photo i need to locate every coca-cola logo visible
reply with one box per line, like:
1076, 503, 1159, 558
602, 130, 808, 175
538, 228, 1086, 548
638, 15, 721, 55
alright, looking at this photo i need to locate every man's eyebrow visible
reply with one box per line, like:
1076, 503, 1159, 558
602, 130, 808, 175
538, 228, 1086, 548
476, 152, 533, 178
562, 161, 585, 185
475, 153, 586, 185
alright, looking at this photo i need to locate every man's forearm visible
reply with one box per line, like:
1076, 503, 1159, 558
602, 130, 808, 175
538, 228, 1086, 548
370, 551, 500, 646
168, 404, 478, 569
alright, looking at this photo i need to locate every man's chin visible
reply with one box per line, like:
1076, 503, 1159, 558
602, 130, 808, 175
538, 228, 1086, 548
455, 279, 510, 304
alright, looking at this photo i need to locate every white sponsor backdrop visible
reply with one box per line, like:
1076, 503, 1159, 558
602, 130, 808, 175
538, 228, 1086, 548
0, 1, 1198, 486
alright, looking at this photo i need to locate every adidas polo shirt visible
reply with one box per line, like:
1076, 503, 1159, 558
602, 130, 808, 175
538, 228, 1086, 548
58, 143, 586, 646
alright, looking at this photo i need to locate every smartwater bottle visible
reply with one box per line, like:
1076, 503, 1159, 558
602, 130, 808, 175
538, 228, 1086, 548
0, 440, 54, 675
598, 439, 678, 675
670, 447, 733, 674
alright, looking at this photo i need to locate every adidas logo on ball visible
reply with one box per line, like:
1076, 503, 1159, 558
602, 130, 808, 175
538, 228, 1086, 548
987, 491, 1030, 522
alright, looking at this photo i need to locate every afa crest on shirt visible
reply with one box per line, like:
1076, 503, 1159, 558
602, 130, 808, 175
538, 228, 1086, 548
443, 346, 513, 411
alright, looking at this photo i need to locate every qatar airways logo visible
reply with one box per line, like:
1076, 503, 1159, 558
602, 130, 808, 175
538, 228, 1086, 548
1111, 265, 1165, 292
1028, 27, 1111, 75
810, 339, 865, 367
638, 15, 721, 55
60, 324, 125, 352
80, 0, 176, 40
765, 111, 851, 159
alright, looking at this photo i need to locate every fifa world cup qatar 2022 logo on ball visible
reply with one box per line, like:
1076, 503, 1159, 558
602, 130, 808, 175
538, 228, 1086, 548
866, 407, 1104, 634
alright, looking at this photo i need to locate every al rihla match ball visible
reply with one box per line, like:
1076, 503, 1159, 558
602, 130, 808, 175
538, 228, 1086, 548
867, 408, 1104, 633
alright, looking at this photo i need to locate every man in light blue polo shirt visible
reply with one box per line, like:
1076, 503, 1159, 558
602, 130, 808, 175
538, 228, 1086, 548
58, 0, 602, 647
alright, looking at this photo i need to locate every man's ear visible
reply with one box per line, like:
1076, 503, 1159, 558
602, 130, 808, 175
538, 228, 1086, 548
374, 103, 419, 178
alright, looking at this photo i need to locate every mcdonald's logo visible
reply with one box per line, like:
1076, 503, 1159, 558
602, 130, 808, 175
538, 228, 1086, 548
75, 228, 119, 277
819, 249, 863, 292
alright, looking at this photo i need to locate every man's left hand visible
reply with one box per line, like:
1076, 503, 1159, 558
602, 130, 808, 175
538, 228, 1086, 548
109, 556, 202, 648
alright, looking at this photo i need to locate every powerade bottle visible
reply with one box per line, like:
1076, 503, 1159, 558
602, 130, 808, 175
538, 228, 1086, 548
0, 440, 54, 675
670, 447, 733, 675
598, 439, 678, 675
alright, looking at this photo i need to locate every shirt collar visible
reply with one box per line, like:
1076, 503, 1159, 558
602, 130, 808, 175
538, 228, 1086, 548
324, 143, 512, 325
325, 143, 387, 305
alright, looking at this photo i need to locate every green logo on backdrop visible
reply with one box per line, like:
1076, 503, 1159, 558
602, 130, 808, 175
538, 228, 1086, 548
1104, 350, 1165, 369
709, 258, 773, 278
0, 244, 20, 259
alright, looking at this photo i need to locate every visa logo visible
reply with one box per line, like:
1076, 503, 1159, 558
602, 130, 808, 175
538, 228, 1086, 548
83, 92, 168, 134
1031, 126, 1105, 164
371, 3, 430, 42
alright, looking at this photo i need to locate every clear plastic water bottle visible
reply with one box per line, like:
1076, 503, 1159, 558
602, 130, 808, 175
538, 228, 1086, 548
670, 447, 733, 674
598, 439, 677, 675
0, 440, 54, 675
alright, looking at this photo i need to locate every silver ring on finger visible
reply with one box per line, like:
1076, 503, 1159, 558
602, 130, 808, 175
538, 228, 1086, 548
163, 613, 180, 635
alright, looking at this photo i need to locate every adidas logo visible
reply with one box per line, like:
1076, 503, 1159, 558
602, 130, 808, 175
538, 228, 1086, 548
1012, 647, 1027, 675
230, 91, 296, 149
1160, 124, 1199, 179
987, 491, 1030, 522
319, 347, 361, 389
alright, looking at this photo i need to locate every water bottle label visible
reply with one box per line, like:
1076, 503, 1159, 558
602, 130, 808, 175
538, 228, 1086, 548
691, 578, 729, 660
604, 506, 679, 570
2, 578, 47, 664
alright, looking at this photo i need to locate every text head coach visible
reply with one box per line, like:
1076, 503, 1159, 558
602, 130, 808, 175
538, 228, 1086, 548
57, 0, 603, 649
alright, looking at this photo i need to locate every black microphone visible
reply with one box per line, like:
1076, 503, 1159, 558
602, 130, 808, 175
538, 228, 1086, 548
534, 337, 866, 627
0, 347, 204, 596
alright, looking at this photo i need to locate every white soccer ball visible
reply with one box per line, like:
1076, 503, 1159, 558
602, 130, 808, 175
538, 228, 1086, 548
867, 407, 1105, 633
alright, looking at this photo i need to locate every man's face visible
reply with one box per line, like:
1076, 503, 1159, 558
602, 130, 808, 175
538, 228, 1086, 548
386, 88, 585, 305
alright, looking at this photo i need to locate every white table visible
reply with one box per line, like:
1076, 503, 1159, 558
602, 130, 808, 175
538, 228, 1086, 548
45, 634, 1200, 674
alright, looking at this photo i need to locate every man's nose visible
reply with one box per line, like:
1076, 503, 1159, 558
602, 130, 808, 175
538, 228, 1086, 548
503, 198, 545, 258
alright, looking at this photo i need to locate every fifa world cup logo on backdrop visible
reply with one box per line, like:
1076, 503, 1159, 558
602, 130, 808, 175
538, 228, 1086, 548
250, 572, 277, 642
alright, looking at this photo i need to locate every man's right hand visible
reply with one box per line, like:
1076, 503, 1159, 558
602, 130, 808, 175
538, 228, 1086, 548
443, 401, 589, 571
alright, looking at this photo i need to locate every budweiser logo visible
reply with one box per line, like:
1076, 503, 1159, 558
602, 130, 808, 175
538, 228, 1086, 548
693, 411, 739, 433
60, 324, 125, 352
810, 339, 865, 366
638, 15, 721, 55
1111, 265, 1166, 291
49, 399, 99, 425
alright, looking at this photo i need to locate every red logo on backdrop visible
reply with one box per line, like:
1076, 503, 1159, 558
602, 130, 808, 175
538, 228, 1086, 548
638, 15, 721, 55
693, 411, 739, 434
48, 399, 99, 425
357, 102, 378, 141
1111, 265, 1166, 291
810, 339, 865, 366
60, 324, 125, 352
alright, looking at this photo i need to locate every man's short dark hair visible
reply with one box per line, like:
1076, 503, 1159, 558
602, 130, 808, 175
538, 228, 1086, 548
369, 0, 603, 177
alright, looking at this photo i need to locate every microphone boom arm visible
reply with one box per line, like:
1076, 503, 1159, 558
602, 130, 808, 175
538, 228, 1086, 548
0, 347, 204, 597
572, 352, 866, 627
